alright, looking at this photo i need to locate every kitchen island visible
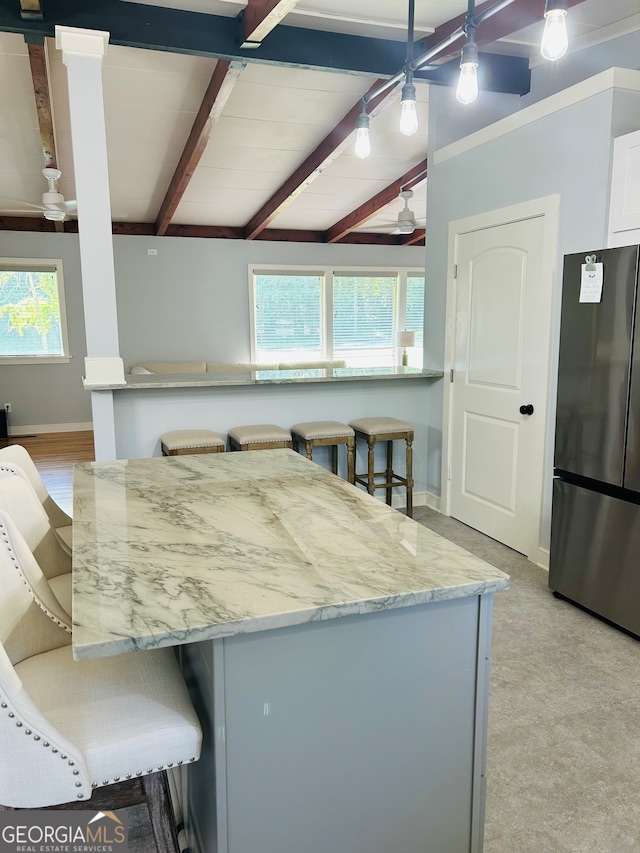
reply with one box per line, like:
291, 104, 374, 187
72, 450, 508, 853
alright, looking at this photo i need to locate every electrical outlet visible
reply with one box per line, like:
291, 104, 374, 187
4, 403, 10, 413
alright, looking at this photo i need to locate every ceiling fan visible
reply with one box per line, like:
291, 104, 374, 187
0, 168, 77, 221
375, 190, 426, 235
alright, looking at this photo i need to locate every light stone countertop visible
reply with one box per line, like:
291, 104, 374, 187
71, 450, 508, 660
83, 365, 443, 390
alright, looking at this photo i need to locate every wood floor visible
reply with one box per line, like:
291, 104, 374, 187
1, 431, 95, 515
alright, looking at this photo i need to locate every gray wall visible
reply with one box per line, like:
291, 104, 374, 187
432, 31, 640, 151
424, 33, 640, 548
114, 237, 426, 368
0, 232, 425, 430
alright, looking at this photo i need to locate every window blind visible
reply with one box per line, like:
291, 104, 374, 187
254, 273, 324, 361
333, 274, 397, 364
406, 275, 425, 347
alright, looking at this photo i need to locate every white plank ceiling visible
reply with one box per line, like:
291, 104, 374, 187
0, 0, 638, 240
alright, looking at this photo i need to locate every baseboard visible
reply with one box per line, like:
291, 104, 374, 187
424, 492, 441, 512
390, 490, 431, 509
387, 491, 440, 510
8, 421, 93, 436
535, 547, 550, 571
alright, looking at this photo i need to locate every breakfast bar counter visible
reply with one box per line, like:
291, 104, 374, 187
72, 450, 508, 853
84, 364, 443, 390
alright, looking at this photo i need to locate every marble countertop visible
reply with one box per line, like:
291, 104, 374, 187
71, 450, 508, 660
84, 366, 444, 390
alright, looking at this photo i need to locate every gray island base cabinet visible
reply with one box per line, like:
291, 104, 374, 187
71, 451, 506, 853
179, 595, 494, 853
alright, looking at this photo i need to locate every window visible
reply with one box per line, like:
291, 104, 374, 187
0, 259, 70, 363
251, 266, 424, 367
254, 271, 323, 362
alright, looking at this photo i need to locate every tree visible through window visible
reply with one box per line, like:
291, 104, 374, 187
0, 262, 68, 360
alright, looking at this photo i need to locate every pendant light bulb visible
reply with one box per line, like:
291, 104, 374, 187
400, 78, 418, 136
456, 33, 479, 106
354, 109, 371, 159
540, 3, 568, 61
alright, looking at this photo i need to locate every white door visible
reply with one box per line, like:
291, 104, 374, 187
448, 215, 551, 557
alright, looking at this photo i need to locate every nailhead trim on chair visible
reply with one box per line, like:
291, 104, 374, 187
0, 684, 196, 800
0, 690, 86, 798
89, 757, 197, 790
2, 693, 197, 800
0, 519, 71, 633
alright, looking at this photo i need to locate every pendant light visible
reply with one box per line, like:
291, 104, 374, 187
456, 28, 479, 105
352, 0, 572, 155
354, 109, 371, 160
399, 0, 419, 136
540, 0, 568, 61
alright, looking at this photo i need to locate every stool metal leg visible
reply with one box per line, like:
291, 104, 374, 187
366, 437, 376, 496
385, 440, 393, 506
406, 435, 414, 518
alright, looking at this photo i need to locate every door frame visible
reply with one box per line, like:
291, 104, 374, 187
441, 195, 560, 564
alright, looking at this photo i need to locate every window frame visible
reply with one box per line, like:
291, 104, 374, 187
0, 258, 71, 365
249, 265, 424, 366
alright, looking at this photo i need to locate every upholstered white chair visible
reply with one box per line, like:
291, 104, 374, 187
0, 444, 73, 554
0, 473, 72, 616
0, 508, 202, 853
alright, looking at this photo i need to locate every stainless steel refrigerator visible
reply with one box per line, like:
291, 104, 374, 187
549, 244, 640, 636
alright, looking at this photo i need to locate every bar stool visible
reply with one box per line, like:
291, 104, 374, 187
160, 429, 225, 456
349, 417, 414, 517
290, 421, 355, 483
228, 424, 293, 452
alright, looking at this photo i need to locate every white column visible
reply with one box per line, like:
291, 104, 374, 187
56, 26, 123, 460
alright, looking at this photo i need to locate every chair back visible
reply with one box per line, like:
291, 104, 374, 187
0, 474, 70, 580
0, 445, 48, 502
0, 510, 87, 808
0, 510, 70, 665
0, 445, 71, 529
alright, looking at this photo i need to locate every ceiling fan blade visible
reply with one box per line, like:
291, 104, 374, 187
0, 196, 45, 211
0, 209, 43, 215
414, 219, 426, 227
359, 223, 401, 232
63, 199, 77, 213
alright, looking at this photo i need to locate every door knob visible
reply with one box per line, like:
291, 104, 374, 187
519, 404, 534, 415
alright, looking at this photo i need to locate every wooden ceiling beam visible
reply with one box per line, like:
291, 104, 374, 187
0, 215, 66, 231
26, 40, 56, 168
242, 79, 401, 240
154, 59, 245, 237
415, 0, 589, 64
401, 229, 426, 246
240, 0, 299, 48
20, 0, 43, 20
25, 38, 65, 232
324, 160, 427, 244
1, 3, 528, 92
0, 216, 412, 244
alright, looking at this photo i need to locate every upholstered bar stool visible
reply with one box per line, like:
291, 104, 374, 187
290, 421, 355, 484
228, 424, 293, 452
349, 417, 414, 517
160, 429, 225, 456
